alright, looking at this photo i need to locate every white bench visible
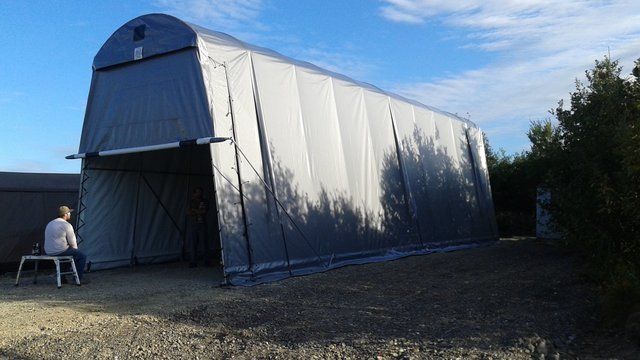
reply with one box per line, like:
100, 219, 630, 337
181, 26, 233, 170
14, 255, 81, 288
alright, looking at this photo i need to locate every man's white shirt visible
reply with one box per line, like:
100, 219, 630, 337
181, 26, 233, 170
44, 218, 77, 255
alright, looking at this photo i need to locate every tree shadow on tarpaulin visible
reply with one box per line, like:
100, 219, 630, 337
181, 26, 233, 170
214, 123, 493, 282
212, 143, 411, 279
399, 125, 492, 244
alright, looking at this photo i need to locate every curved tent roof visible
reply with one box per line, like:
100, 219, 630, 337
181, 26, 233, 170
93, 13, 472, 129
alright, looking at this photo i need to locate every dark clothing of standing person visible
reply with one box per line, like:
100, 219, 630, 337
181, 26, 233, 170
187, 188, 211, 267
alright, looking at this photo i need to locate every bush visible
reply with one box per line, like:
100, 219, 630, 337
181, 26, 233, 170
486, 56, 640, 323
537, 57, 640, 323
484, 141, 535, 236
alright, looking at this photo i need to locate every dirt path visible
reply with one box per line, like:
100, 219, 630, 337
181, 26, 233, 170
0, 238, 637, 359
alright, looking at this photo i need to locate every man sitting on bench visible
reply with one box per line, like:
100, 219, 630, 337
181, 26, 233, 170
44, 205, 88, 283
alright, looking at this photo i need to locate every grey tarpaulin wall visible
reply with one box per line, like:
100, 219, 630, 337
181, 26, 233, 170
0, 172, 79, 268
73, 13, 498, 285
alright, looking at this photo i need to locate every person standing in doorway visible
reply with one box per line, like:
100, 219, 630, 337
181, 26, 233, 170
186, 187, 211, 267
44, 205, 88, 283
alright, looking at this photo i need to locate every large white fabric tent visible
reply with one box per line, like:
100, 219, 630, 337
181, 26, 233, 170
69, 13, 498, 285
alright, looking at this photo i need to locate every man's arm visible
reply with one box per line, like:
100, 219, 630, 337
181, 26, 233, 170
66, 223, 78, 249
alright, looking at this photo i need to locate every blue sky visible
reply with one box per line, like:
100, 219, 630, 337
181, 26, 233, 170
1, 0, 640, 173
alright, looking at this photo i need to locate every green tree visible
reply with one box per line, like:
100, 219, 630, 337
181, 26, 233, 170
541, 57, 640, 322
484, 56, 640, 323
484, 133, 538, 236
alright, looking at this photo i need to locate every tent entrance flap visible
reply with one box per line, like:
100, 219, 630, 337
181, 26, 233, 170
76, 146, 221, 270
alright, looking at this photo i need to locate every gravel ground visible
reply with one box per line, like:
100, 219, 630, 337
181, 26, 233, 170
0, 238, 637, 359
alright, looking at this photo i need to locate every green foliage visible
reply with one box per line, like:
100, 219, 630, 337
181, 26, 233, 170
532, 57, 640, 323
484, 145, 533, 236
484, 56, 640, 322
484, 127, 555, 236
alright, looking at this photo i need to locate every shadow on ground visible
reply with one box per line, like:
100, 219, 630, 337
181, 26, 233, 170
1, 238, 636, 359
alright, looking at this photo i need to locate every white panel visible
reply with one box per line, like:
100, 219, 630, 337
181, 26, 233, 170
433, 113, 459, 168
362, 90, 415, 247
251, 52, 330, 267
331, 79, 381, 225
252, 53, 315, 203
226, 52, 290, 275
411, 105, 439, 242
295, 67, 350, 195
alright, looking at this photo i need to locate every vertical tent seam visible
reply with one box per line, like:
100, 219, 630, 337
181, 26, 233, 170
387, 98, 424, 248
464, 127, 485, 237
477, 131, 500, 237
222, 61, 256, 280
248, 51, 293, 276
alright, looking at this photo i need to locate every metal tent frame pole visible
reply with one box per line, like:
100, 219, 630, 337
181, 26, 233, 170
182, 146, 192, 261
129, 154, 143, 267
75, 158, 89, 245
223, 61, 256, 280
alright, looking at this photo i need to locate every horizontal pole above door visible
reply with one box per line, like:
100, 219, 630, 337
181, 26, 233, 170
66, 136, 230, 159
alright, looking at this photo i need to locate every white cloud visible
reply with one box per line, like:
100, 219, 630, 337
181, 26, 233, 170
155, 0, 264, 31
380, 7, 424, 24
380, 0, 640, 151
155, 0, 377, 81
285, 46, 379, 82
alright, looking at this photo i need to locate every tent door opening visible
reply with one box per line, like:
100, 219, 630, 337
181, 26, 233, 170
78, 145, 222, 272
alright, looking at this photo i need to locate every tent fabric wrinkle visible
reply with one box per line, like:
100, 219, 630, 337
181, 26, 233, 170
72, 13, 499, 285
